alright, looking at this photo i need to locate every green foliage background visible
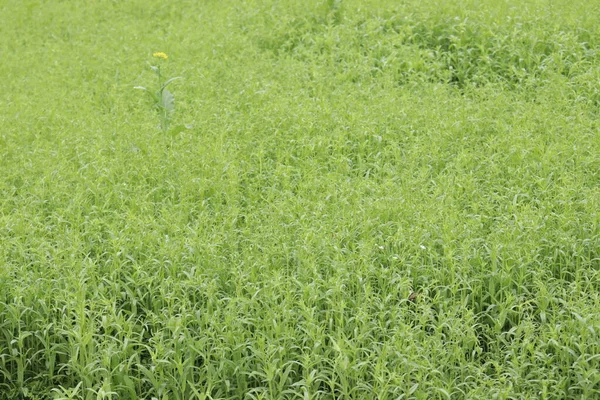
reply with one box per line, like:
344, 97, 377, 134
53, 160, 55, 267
1, 0, 599, 398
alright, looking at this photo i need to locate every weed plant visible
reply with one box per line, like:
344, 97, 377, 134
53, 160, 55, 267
1, 0, 599, 399
135, 52, 182, 133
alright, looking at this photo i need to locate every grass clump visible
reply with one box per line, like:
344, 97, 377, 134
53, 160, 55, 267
1, 0, 599, 398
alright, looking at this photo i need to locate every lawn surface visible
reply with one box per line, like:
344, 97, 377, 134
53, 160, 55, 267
1, 0, 600, 398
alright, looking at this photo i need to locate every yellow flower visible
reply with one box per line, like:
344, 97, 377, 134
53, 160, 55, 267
152, 52, 168, 60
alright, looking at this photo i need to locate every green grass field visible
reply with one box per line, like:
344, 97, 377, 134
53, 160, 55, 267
1, 0, 600, 398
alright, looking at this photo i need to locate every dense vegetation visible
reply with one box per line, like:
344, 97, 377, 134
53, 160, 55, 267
1, 0, 599, 398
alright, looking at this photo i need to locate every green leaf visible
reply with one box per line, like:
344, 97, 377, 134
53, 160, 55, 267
161, 76, 182, 91
161, 89, 175, 112
134, 86, 159, 103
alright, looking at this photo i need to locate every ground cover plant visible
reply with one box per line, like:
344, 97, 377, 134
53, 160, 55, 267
1, 0, 599, 398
